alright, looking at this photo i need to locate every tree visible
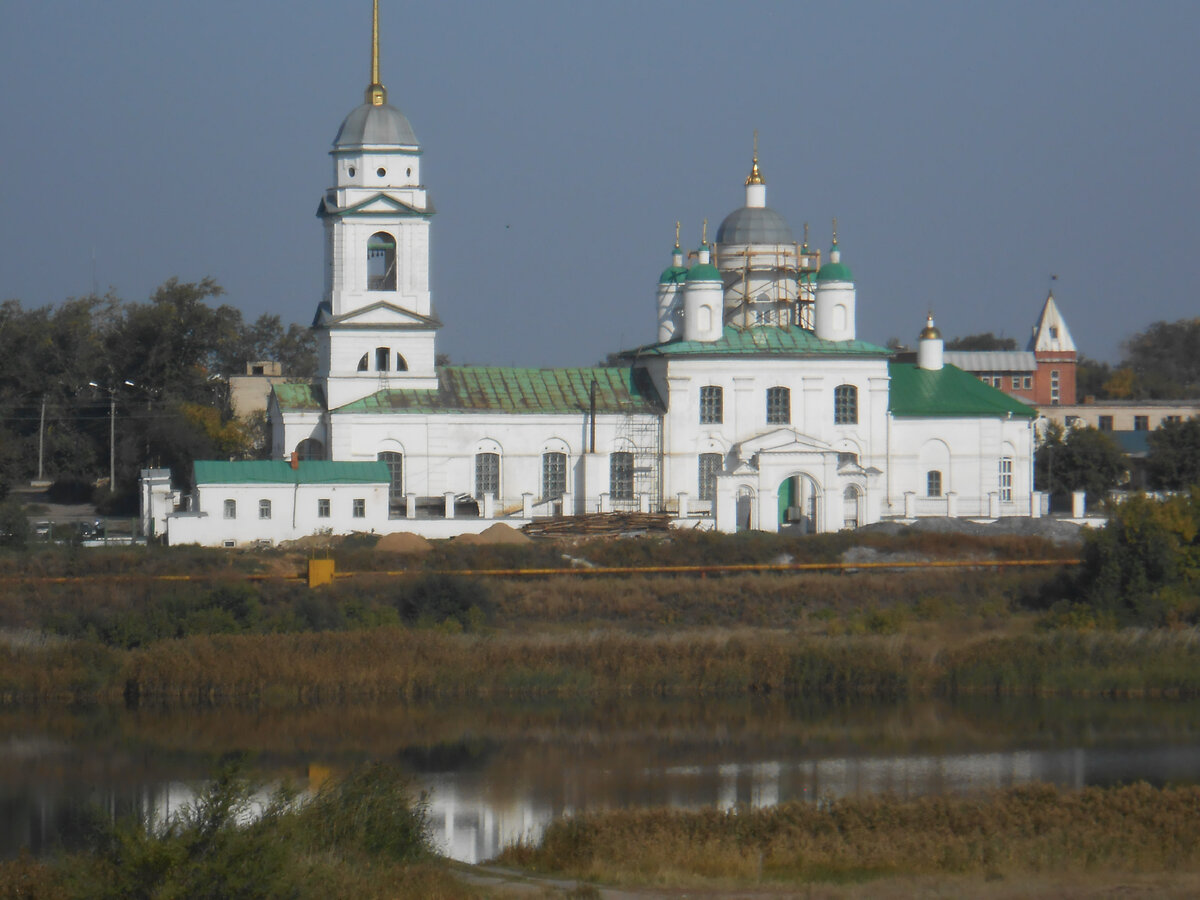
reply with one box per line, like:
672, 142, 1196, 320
945, 332, 1018, 351
1078, 489, 1200, 624
1146, 417, 1200, 490
1035, 423, 1127, 502
1074, 355, 1113, 402
1121, 317, 1200, 398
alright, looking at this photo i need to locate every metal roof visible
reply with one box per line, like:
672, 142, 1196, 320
624, 325, 890, 358
943, 351, 1037, 372
716, 206, 794, 244
273, 382, 325, 412
333, 102, 419, 149
334, 365, 663, 415
194, 460, 389, 485
888, 363, 1037, 419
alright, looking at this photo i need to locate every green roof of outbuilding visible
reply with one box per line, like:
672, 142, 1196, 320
193, 460, 389, 485
888, 362, 1037, 419
335, 365, 663, 415
624, 325, 890, 358
273, 382, 325, 411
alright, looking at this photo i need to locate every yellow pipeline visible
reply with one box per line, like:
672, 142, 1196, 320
0, 557, 1081, 586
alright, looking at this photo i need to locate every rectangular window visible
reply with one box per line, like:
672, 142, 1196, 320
317, 498, 330, 518
1050, 369, 1060, 405
258, 499, 271, 520
610, 451, 634, 501
1165, 415, 1182, 425
700, 385, 723, 424
223, 499, 236, 520
926, 470, 942, 497
834, 384, 858, 425
992, 376, 1003, 388
1023, 376, 1032, 390
698, 453, 722, 502
766, 386, 790, 425
1134, 415, 1149, 431
542, 451, 567, 500
1098, 415, 1113, 432
377, 452, 403, 518
999, 458, 1013, 502
1011, 376, 1021, 390
475, 452, 500, 500
352, 498, 365, 518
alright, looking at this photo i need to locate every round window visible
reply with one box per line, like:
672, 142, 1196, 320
376, 167, 386, 177
347, 166, 356, 177
406, 167, 412, 176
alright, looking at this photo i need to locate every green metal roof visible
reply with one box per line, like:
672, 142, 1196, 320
658, 265, 688, 285
335, 365, 663, 415
888, 362, 1037, 419
685, 262, 722, 282
194, 460, 389, 485
817, 261, 853, 282
624, 325, 890, 358
273, 382, 325, 411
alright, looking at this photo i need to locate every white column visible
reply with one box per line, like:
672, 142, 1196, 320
406, 493, 417, 519
638, 494, 650, 513
677, 491, 689, 518
444, 491, 457, 519
599, 493, 611, 513
1029, 491, 1042, 518
903, 491, 916, 518
946, 491, 958, 518
522, 493, 534, 518
561, 492, 574, 517
988, 492, 1000, 518
1071, 490, 1087, 518
482, 492, 495, 519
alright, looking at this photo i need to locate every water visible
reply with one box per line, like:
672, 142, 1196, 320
3, 696, 1199, 863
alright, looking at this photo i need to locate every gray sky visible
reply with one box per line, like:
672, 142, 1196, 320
2, 1, 1197, 368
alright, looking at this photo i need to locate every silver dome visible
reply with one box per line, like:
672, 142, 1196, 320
715, 206, 794, 244
333, 102, 419, 149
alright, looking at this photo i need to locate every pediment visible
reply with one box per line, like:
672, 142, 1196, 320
317, 301, 440, 330
736, 428, 834, 457
320, 193, 432, 219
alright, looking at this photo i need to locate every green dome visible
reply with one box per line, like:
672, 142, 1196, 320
659, 266, 688, 285
817, 261, 853, 283
685, 262, 722, 283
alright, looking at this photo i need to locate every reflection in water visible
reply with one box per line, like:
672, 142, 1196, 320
3, 697, 1200, 864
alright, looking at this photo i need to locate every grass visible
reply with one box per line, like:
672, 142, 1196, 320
497, 782, 1200, 889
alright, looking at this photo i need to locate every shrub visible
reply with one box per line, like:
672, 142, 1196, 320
393, 573, 493, 630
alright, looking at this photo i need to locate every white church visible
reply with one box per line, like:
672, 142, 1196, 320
143, 3, 1039, 547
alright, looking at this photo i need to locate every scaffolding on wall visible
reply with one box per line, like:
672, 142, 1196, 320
718, 240, 822, 331
612, 409, 662, 512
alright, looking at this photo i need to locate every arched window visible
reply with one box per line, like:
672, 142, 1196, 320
375, 347, 391, 371
296, 438, 324, 461
698, 453, 722, 502
842, 485, 860, 530
542, 451, 567, 500
834, 384, 858, 425
367, 232, 396, 290
700, 386, 723, 424
395, 353, 408, 372
766, 386, 790, 425
475, 452, 500, 500
927, 470, 943, 497
357, 353, 368, 372
610, 451, 634, 501
377, 451, 403, 518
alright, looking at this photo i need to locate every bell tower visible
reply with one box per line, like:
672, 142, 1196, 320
316, 0, 439, 409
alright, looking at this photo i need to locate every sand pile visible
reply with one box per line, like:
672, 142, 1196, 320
374, 532, 433, 553
452, 523, 531, 545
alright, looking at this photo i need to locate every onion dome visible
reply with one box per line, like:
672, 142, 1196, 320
685, 261, 723, 282
817, 237, 853, 283
659, 246, 689, 284
919, 314, 942, 340
333, 102, 419, 149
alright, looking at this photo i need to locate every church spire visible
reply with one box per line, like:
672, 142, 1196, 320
745, 130, 765, 186
365, 0, 388, 106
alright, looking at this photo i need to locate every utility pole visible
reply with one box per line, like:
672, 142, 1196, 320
37, 395, 46, 482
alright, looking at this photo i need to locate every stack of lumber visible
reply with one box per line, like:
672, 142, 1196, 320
522, 512, 672, 538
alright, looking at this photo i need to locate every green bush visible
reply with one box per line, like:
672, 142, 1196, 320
393, 573, 493, 630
